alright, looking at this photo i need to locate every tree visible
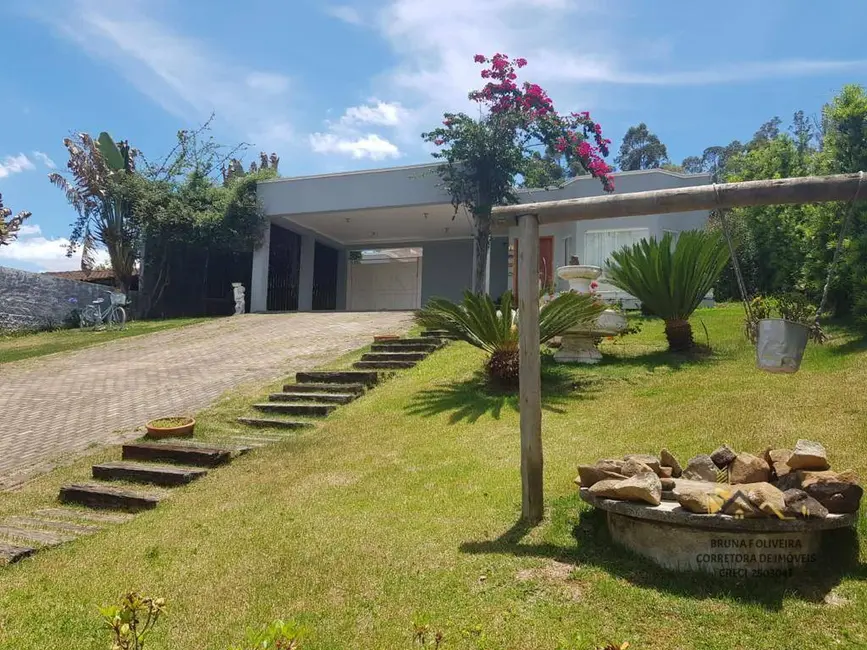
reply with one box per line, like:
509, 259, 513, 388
423, 53, 614, 294
49, 132, 139, 293
614, 123, 669, 171
749, 117, 782, 147
606, 231, 730, 351
0, 193, 31, 246
681, 155, 704, 174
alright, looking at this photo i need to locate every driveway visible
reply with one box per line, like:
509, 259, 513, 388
0, 312, 412, 489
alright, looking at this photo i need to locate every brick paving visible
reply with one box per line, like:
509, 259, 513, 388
0, 312, 412, 489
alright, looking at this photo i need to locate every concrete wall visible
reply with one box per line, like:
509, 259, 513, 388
0, 266, 114, 330
258, 163, 449, 215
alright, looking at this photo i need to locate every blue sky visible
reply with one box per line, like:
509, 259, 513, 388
1, 0, 866, 271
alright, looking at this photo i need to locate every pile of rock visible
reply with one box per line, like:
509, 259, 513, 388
576, 439, 862, 518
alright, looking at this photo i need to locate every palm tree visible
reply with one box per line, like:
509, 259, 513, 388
416, 290, 605, 387
49, 132, 139, 294
0, 193, 31, 246
605, 230, 730, 351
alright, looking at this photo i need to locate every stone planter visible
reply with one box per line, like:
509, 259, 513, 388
554, 265, 627, 364
145, 416, 196, 439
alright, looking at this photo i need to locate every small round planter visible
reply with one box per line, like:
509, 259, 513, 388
145, 416, 196, 439
756, 318, 809, 374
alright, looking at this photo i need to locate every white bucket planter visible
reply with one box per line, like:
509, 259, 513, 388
756, 318, 809, 374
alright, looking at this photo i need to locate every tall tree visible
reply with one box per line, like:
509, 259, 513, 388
749, 117, 782, 147
614, 123, 669, 171
50, 132, 139, 293
0, 193, 31, 246
423, 53, 613, 294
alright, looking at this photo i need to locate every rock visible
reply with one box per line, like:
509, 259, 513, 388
766, 449, 794, 479
576, 465, 626, 487
659, 466, 673, 478
729, 453, 770, 484
595, 459, 626, 474
621, 458, 655, 477
588, 472, 662, 506
774, 471, 803, 492
787, 439, 830, 471
681, 454, 718, 482
800, 470, 863, 514
783, 488, 829, 519
661, 477, 676, 491
623, 454, 662, 475
673, 481, 733, 514
722, 492, 762, 517
739, 482, 786, 518
710, 445, 737, 468
660, 449, 682, 478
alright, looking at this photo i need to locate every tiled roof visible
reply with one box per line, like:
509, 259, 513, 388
44, 269, 117, 281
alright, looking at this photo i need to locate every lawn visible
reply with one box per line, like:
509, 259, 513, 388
0, 318, 207, 364
0, 304, 865, 649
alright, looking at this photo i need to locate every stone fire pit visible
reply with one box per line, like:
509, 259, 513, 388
576, 440, 861, 576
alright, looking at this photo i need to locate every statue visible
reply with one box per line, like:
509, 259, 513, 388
232, 283, 246, 315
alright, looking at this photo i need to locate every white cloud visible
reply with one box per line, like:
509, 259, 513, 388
40, 0, 295, 147
325, 5, 365, 26
309, 133, 401, 160
0, 226, 111, 272
32, 151, 57, 169
0, 153, 35, 178
342, 100, 407, 127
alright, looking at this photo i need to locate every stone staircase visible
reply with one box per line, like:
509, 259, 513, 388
0, 331, 452, 567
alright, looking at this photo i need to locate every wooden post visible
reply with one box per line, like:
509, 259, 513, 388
518, 213, 543, 523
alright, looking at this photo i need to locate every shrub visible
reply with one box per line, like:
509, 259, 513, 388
99, 593, 165, 650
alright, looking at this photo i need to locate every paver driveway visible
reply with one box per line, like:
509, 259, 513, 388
0, 312, 412, 489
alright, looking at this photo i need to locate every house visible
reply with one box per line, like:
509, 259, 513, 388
251, 164, 712, 312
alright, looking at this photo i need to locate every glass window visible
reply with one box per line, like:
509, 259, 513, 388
584, 228, 650, 267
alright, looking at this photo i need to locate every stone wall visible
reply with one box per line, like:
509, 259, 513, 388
0, 266, 115, 330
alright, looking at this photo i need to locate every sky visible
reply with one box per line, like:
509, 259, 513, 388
1, 0, 867, 272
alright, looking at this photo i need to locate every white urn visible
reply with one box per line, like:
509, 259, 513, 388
554, 265, 627, 364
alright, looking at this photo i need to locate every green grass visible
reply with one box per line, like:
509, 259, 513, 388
1, 304, 866, 649
0, 318, 208, 364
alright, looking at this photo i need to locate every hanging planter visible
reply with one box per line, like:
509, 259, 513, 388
755, 318, 809, 373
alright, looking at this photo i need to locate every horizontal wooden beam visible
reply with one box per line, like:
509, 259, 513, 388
492, 172, 866, 225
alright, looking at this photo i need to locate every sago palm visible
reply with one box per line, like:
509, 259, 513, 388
605, 230, 730, 352
416, 290, 604, 387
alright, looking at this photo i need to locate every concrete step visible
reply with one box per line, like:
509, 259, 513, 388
236, 417, 315, 430
370, 342, 438, 353
122, 442, 232, 468
421, 330, 457, 340
252, 402, 336, 417
3, 516, 101, 536
373, 337, 442, 346
282, 382, 367, 395
34, 507, 136, 525
0, 541, 35, 565
296, 370, 381, 387
361, 352, 427, 362
92, 461, 208, 487
354, 360, 417, 370
58, 483, 163, 512
0, 524, 77, 547
269, 392, 356, 405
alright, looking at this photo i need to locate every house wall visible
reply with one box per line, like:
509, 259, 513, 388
0, 266, 117, 330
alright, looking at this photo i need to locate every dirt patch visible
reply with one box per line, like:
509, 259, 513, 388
516, 560, 582, 601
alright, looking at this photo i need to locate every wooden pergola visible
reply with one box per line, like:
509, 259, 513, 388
490, 172, 866, 523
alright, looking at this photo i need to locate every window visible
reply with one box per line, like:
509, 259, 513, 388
583, 228, 650, 267
563, 236, 574, 265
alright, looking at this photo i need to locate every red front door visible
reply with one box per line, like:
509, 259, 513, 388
512, 236, 555, 298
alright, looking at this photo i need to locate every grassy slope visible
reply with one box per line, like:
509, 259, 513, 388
0, 318, 207, 364
0, 305, 866, 649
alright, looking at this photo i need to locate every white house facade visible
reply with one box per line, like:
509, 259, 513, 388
251, 164, 712, 312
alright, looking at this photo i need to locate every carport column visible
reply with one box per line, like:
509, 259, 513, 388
250, 223, 271, 312
336, 248, 348, 310
298, 234, 316, 311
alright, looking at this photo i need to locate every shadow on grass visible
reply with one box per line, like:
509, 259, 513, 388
405, 356, 599, 424
595, 344, 719, 372
460, 496, 866, 610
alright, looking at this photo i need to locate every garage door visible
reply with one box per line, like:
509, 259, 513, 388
348, 258, 421, 310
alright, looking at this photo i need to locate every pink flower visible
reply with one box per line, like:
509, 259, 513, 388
590, 281, 599, 290
481, 69, 492, 78
515, 58, 528, 67
474, 54, 486, 63
433, 139, 444, 146
577, 141, 592, 157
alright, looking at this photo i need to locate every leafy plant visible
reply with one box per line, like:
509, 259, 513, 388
415, 290, 604, 387
605, 230, 731, 352
229, 619, 306, 650
0, 193, 31, 246
744, 294, 827, 344
99, 592, 165, 650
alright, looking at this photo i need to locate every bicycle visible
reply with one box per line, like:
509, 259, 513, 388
79, 291, 128, 330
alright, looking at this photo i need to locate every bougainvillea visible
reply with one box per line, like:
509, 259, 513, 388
422, 53, 614, 294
